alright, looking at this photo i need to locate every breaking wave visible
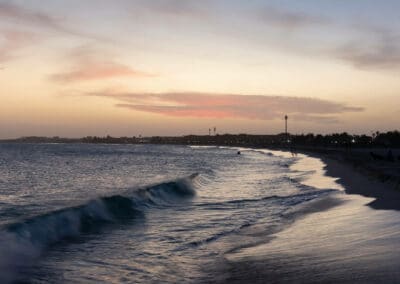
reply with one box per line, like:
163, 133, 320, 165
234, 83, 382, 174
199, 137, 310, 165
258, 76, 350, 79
0, 174, 198, 283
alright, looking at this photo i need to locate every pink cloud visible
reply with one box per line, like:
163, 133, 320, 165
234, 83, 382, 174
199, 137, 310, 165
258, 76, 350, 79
0, 3, 104, 65
50, 47, 156, 83
87, 91, 363, 123
51, 61, 155, 82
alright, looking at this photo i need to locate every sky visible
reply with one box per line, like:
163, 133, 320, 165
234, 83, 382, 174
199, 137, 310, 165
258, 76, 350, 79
1, 0, 399, 138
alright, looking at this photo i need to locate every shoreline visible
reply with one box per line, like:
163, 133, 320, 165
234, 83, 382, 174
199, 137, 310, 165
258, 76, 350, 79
4, 141, 399, 210
219, 148, 400, 283
303, 149, 400, 211
261, 144, 400, 211
240, 144, 400, 211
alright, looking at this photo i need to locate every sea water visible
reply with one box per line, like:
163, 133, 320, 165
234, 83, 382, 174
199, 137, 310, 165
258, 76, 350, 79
0, 143, 396, 283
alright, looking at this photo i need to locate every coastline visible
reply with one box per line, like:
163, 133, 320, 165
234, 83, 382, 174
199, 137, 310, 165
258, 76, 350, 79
305, 149, 400, 211
3, 143, 400, 282
218, 148, 400, 283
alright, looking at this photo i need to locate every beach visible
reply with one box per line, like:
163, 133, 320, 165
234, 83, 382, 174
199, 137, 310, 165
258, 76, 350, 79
1, 143, 400, 283
3, 1, 400, 282
218, 148, 400, 283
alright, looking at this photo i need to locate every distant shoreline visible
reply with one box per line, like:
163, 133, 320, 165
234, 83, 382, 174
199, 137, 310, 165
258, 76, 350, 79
1, 131, 400, 149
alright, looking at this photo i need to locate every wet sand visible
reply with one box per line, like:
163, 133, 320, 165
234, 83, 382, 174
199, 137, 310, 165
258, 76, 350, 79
218, 150, 400, 283
315, 150, 400, 211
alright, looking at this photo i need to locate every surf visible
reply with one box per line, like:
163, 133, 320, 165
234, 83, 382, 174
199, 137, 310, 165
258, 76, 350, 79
0, 174, 198, 283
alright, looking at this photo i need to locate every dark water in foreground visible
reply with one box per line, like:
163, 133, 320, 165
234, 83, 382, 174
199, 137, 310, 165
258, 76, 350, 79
0, 143, 399, 283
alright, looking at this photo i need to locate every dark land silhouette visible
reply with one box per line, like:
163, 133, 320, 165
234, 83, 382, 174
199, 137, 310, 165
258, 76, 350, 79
2, 131, 400, 149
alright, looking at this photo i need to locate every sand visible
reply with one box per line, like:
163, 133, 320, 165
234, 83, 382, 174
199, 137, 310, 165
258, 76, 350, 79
315, 150, 400, 211
218, 149, 400, 283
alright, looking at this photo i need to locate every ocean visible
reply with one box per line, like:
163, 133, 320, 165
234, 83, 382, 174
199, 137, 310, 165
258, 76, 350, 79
1, 143, 399, 283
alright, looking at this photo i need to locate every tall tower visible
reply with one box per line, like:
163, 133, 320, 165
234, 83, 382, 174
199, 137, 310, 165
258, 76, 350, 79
213, 127, 216, 136
285, 115, 288, 141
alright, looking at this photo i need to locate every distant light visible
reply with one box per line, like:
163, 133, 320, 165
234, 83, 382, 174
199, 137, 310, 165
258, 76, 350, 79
351, 139, 356, 143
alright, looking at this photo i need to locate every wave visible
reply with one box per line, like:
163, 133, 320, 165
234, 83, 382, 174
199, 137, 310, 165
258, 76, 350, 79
0, 174, 197, 283
188, 189, 338, 248
189, 145, 218, 149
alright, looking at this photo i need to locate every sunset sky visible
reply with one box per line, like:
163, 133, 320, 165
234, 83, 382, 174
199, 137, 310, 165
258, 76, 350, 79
1, 0, 399, 138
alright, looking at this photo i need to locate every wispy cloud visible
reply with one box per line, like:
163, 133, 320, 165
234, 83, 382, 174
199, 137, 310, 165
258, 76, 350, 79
0, 2, 108, 67
147, 0, 205, 16
259, 7, 327, 31
0, 2, 101, 39
86, 91, 363, 122
50, 46, 156, 83
0, 2, 68, 33
255, 6, 400, 71
333, 29, 400, 69
50, 61, 154, 83
0, 30, 38, 63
